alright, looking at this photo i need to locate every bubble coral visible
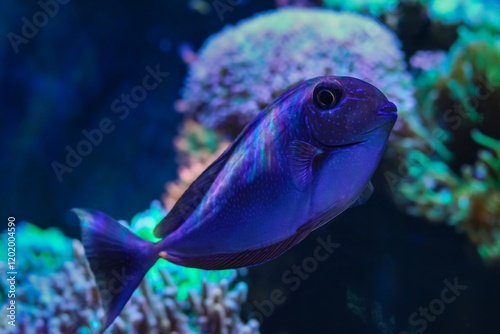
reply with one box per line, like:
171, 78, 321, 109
179, 7, 415, 141
0, 220, 258, 333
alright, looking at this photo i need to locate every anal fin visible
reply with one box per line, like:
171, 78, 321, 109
350, 181, 374, 208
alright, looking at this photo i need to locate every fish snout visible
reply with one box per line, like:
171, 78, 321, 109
377, 101, 398, 116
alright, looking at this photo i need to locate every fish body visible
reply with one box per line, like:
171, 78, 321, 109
74, 76, 397, 330
156, 76, 396, 267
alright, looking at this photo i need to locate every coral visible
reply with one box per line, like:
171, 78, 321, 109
0, 221, 258, 333
415, 0, 500, 31
128, 200, 167, 243
0, 237, 103, 334
323, 0, 500, 65
173, 119, 230, 167
179, 7, 415, 141
414, 27, 500, 171
163, 120, 229, 211
323, 0, 500, 31
187, 280, 259, 334
0, 222, 73, 286
391, 27, 500, 262
324, 0, 398, 16
409, 50, 447, 72
396, 131, 500, 261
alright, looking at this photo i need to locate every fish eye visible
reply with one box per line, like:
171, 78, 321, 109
313, 84, 342, 109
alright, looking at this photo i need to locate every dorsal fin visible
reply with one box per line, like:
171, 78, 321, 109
154, 145, 235, 238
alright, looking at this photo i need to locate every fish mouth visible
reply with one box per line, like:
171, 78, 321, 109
377, 101, 397, 116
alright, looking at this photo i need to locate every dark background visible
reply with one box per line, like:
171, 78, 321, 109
1, 0, 274, 234
2, 1, 499, 333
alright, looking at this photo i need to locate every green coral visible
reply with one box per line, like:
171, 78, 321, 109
173, 119, 229, 166
397, 131, 500, 261
324, 0, 398, 16
0, 222, 73, 281
392, 26, 500, 261
324, 0, 500, 31
417, 0, 500, 31
128, 200, 165, 242
414, 27, 500, 171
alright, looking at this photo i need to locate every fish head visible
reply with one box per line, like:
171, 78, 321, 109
303, 76, 397, 147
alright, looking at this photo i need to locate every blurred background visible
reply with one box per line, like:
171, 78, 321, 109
1, 0, 274, 234
2, 0, 500, 333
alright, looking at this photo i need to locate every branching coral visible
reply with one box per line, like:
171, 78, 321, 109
0, 237, 102, 334
179, 7, 415, 141
0, 219, 258, 333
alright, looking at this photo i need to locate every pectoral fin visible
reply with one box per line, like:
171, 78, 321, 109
288, 140, 324, 192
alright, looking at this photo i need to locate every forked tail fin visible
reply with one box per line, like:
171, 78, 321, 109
72, 209, 159, 332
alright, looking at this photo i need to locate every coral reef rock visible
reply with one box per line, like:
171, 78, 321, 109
179, 7, 415, 142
